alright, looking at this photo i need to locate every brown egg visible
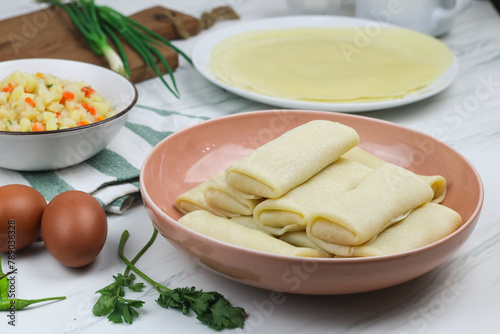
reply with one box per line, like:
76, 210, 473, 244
0, 184, 47, 252
41, 190, 107, 268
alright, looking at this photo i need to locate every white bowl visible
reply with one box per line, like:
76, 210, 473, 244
0, 58, 137, 171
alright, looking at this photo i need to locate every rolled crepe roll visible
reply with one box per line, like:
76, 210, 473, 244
343, 147, 446, 203
232, 215, 304, 236
178, 210, 328, 258
230, 216, 274, 236
175, 181, 227, 217
225, 120, 360, 198
253, 158, 373, 233
253, 218, 305, 236
352, 203, 462, 256
419, 174, 447, 204
342, 146, 386, 169
279, 231, 332, 257
308, 163, 434, 246
325, 203, 462, 257
205, 174, 263, 217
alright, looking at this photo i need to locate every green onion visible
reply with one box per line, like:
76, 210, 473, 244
44, 0, 128, 77
38, 0, 191, 97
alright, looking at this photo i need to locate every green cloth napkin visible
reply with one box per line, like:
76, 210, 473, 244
0, 105, 207, 214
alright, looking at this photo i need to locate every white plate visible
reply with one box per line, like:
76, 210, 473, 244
192, 16, 459, 113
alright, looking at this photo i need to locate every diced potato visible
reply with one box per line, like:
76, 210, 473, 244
46, 118, 59, 131
43, 111, 57, 121
0, 71, 115, 132
24, 110, 40, 121
0, 106, 7, 119
7, 120, 20, 131
34, 97, 46, 112
9, 71, 22, 83
69, 108, 82, 121
38, 85, 57, 105
92, 101, 111, 116
6, 110, 16, 120
19, 118, 31, 132
8, 86, 24, 106
0, 92, 7, 105
24, 75, 38, 93
60, 117, 77, 128
47, 101, 64, 113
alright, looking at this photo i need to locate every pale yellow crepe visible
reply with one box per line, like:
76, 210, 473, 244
229, 215, 273, 236
342, 147, 386, 169
225, 120, 359, 198
253, 158, 372, 234
279, 231, 332, 257
175, 181, 227, 217
231, 215, 306, 237
204, 174, 263, 217
343, 147, 447, 203
210, 27, 453, 102
308, 163, 434, 246
178, 210, 328, 258
253, 217, 305, 236
420, 175, 447, 204
322, 203, 462, 257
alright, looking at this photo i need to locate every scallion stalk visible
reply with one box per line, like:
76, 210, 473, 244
38, 0, 191, 97
41, 0, 128, 77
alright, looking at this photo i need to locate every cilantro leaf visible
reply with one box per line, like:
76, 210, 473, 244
120, 273, 145, 292
107, 298, 145, 324
156, 287, 247, 330
156, 287, 197, 314
204, 296, 247, 331
92, 273, 145, 324
93, 227, 248, 330
92, 294, 118, 316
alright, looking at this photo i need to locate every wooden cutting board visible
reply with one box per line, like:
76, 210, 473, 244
0, 6, 200, 83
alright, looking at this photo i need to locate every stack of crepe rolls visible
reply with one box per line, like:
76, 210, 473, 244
175, 120, 462, 258
176, 173, 263, 218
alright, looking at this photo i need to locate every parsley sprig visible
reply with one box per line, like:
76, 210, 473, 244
92, 226, 247, 330
92, 273, 144, 324
92, 224, 156, 324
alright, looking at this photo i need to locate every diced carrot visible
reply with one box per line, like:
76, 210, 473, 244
63, 91, 75, 101
81, 86, 95, 98
59, 91, 75, 105
25, 97, 36, 107
56, 112, 61, 119
81, 102, 97, 115
2, 82, 17, 92
77, 120, 89, 127
36, 72, 45, 79
95, 115, 104, 122
31, 122, 44, 132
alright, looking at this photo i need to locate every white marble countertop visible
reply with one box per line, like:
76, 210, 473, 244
0, 0, 499, 333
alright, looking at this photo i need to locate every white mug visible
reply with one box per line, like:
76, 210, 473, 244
355, 0, 472, 36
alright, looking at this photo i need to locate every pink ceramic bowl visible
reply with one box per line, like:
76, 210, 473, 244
140, 110, 483, 295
